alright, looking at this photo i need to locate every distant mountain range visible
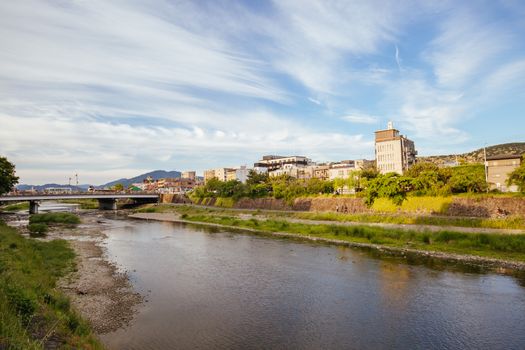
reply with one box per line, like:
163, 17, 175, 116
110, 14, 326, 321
101, 170, 181, 188
16, 183, 88, 192
419, 142, 525, 165
17, 170, 182, 191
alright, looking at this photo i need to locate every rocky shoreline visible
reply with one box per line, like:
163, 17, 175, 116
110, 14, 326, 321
130, 212, 525, 274
56, 212, 143, 334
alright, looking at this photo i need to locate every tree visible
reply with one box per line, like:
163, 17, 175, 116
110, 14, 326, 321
246, 170, 269, 186
507, 161, 525, 193
448, 164, 487, 193
113, 183, 124, 191
0, 156, 19, 195
364, 173, 412, 206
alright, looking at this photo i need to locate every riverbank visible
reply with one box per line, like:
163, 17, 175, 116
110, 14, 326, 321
0, 216, 103, 349
0, 210, 142, 349
54, 212, 142, 334
129, 211, 525, 273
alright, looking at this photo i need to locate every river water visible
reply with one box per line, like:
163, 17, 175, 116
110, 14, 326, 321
100, 219, 525, 350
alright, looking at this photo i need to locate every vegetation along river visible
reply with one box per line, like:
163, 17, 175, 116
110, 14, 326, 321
99, 218, 525, 350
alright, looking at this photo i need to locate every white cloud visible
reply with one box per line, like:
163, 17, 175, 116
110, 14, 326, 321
342, 113, 379, 125
423, 10, 513, 88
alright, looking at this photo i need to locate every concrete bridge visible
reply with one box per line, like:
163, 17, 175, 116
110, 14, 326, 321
0, 193, 159, 214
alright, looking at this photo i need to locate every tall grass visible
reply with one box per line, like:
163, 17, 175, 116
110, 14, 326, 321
29, 212, 81, 225
294, 212, 525, 230
371, 196, 452, 213
0, 202, 30, 212
0, 221, 103, 349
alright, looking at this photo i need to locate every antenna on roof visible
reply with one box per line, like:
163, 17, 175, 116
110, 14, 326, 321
387, 121, 394, 130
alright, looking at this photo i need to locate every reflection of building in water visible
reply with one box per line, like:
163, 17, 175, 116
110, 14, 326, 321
377, 261, 412, 310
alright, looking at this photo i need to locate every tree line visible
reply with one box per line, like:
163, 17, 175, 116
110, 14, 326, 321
192, 162, 525, 206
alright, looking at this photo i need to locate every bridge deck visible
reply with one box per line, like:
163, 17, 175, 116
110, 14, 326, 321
0, 194, 159, 202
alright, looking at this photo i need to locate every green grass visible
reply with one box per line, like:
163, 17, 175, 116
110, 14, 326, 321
371, 196, 452, 213
294, 212, 525, 230
0, 221, 104, 349
177, 213, 525, 262
0, 202, 30, 212
28, 223, 48, 237
29, 213, 81, 226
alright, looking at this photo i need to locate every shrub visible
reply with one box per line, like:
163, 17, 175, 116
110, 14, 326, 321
29, 212, 80, 225
28, 223, 48, 237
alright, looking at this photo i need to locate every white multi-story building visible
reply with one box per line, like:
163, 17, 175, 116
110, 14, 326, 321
375, 122, 417, 175
254, 155, 312, 172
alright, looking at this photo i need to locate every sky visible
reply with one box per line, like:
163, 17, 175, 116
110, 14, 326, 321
1, 0, 525, 185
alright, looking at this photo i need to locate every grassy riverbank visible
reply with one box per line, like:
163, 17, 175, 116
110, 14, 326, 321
293, 211, 525, 230
136, 205, 525, 263
0, 220, 103, 349
138, 203, 525, 230
0, 202, 30, 212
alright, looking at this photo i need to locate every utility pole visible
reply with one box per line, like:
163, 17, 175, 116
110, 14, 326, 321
75, 173, 78, 186
483, 145, 489, 193
68, 177, 71, 186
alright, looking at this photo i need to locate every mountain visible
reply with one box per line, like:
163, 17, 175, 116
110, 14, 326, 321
101, 170, 181, 188
419, 142, 525, 165
16, 183, 86, 192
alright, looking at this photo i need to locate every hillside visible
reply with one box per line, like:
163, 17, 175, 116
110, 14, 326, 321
419, 142, 525, 165
16, 183, 86, 192
101, 170, 182, 188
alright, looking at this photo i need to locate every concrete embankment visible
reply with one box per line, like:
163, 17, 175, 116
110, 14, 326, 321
186, 196, 525, 218
128, 212, 525, 273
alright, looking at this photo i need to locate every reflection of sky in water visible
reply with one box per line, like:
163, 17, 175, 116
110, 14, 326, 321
101, 219, 525, 350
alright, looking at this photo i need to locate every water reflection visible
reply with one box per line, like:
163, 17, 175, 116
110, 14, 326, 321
101, 220, 525, 350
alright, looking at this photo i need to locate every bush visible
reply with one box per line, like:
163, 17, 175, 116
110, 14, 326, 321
28, 223, 48, 237
29, 212, 80, 225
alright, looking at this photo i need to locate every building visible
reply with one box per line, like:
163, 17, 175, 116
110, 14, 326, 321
204, 169, 216, 184
182, 171, 196, 180
254, 155, 312, 172
375, 122, 417, 174
204, 166, 249, 183
486, 154, 522, 192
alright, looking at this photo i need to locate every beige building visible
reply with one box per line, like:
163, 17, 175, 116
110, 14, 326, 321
375, 122, 417, 174
487, 154, 522, 192
204, 169, 216, 184
182, 171, 196, 180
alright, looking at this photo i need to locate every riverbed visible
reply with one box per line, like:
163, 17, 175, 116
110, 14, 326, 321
98, 218, 525, 350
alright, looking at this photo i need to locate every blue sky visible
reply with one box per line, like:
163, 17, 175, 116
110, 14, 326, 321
1, 0, 524, 184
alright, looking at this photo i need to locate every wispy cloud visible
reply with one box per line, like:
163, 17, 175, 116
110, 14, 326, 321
342, 113, 379, 125
0, 0, 524, 183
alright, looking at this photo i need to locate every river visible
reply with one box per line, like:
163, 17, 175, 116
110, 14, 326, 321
99, 218, 525, 350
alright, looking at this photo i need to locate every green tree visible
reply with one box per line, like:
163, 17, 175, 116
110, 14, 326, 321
246, 170, 269, 186
448, 164, 487, 193
0, 156, 19, 195
113, 183, 124, 191
507, 161, 525, 193
364, 173, 412, 206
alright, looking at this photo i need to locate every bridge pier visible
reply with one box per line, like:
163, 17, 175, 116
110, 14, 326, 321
98, 198, 117, 210
29, 201, 40, 214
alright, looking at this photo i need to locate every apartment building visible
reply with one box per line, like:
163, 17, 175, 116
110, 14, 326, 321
254, 155, 312, 172
375, 122, 417, 174
203, 169, 216, 184
182, 171, 196, 180
486, 154, 522, 192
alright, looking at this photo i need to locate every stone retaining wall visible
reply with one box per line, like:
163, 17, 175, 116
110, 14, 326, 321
192, 195, 525, 218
